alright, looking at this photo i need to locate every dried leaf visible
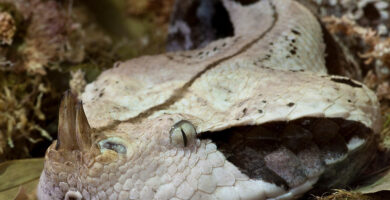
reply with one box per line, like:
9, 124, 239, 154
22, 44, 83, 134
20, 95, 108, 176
14, 187, 29, 200
0, 11, 16, 45
356, 169, 390, 194
0, 158, 43, 200
315, 189, 374, 200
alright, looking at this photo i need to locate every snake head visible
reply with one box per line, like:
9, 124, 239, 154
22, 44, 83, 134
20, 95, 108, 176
38, 92, 133, 199
38, 91, 273, 200
38, 92, 218, 200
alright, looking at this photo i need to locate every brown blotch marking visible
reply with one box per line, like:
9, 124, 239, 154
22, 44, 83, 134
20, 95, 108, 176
243, 108, 248, 115
287, 102, 295, 107
291, 29, 301, 35
166, 54, 174, 60
330, 78, 362, 88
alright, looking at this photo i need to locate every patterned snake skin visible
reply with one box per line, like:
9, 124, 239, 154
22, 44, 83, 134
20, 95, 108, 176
38, 0, 381, 199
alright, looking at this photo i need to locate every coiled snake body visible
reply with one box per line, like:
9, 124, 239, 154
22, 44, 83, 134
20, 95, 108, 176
38, 0, 381, 199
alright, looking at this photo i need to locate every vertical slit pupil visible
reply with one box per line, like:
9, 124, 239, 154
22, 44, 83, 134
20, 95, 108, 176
181, 128, 188, 147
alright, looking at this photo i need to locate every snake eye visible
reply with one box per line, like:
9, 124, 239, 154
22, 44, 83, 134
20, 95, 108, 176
98, 137, 127, 154
170, 120, 197, 147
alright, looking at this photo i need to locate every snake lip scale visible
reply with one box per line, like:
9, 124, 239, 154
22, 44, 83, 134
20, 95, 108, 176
38, 0, 381, 200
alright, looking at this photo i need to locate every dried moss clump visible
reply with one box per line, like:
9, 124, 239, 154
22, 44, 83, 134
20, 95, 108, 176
323, 16, 390, 103
0, 0, 116, 161
0, 0, 87, 75
0, 11, 15, 45
127, 0, 175, 25
69, 69, 87, 96
0, 74, 51, 161
315, 190, 374, 200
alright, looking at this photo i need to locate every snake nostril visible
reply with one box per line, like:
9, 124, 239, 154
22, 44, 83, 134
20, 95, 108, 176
65, 190, 82, 200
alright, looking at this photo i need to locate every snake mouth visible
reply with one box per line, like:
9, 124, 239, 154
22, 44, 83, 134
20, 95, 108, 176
199, 117, 375, 197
